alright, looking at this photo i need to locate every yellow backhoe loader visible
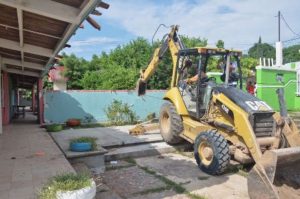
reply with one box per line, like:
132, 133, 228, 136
137, 25, 300, 199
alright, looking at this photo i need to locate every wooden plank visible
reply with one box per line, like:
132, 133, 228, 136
24, 52, 48, 61
0, 38, 53, 57
0, 4, 18, 27
0, 26, 19, 42
2, 58, 44, 70
24, 31, 59, 49
52, 0, 84, 8
1, 0, 80, 24
23, 11, 68, 37
4, 67, 40, 77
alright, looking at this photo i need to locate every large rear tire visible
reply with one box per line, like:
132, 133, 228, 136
194, 130, 230, 175
159, 101, 184, 145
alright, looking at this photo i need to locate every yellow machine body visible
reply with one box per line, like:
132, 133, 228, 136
136, 25, 300, 199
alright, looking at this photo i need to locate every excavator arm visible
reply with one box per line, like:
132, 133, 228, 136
137, 25, 183, 96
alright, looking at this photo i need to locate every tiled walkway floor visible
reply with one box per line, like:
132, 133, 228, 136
0, 113, 74, 199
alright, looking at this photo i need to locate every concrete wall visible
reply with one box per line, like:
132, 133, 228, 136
44, 90, 165, 124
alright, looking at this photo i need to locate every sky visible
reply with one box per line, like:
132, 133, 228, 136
61, 0, 300, 60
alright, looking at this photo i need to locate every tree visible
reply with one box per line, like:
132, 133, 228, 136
283, 44, 300, 63
62, 53, 88, 89
248, 37, 275, 59
180, 35, 207, 48
57, 36, 209, 90
258, 36, 262, 44
240, 57, 258, 77
81, 66, 138, 90
216, 40, 224, 48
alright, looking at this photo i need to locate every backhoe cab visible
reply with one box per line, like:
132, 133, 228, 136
137, 25, 300, 199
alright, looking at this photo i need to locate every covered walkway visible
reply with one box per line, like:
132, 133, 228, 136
0, 1, 110, 198
0, 113, 74, 199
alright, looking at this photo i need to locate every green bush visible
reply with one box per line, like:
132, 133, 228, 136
104, 99, 139, 125
69, 137, 98, 151
46, 124, 63, 132
39, 173, 91, 199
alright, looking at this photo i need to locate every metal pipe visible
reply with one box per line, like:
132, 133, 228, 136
257, 137, 276, 146
225, 54, 230, 85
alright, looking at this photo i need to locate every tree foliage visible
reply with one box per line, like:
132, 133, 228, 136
62, 53, 88, 89
216, 40, 224, 48
54, 35, 299, 91
248, 37, 275, 59
240, 56, 258, 76
283, 44, 300, 63
81, 66, 138, 90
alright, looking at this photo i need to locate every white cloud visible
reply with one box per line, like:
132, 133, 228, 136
103, 0, 300, 51
70, 37, 120, 47
61, 36, 121, 57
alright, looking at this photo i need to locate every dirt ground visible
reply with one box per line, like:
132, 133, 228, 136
96, 153, 250, 199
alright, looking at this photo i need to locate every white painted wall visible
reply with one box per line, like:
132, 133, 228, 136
53, 81, 67, 91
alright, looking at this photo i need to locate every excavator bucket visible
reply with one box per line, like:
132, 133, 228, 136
137, 78, 147, 96
248, 147, 300, 199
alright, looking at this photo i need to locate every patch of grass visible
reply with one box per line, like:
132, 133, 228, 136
187, 192, 207, 199
106, 164, 135, 171
197, 176, 210, 180
39, 173, 91, 199
140, 166, 157, 176
139, 166, 206, 198
225, 164, 249, 177
64, 121, 131, 130
104, 99, 139, 125
69, 137, 98, 151
135, 186, 170, 195
237, 169, 248, 177
124, 157, 137, 165
121, 158, 206, 199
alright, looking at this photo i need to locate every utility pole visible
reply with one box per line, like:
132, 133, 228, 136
276, 10, 283, 66
278, 11, 281, 41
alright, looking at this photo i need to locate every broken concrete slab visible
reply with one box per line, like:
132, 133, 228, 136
70, 153, 106, 174
105, 160, 134, 170
104, 142, 177, 162
128, 190, 187, 199
135, 153, 249, 199
103, 166, 166, 198
51, 125, 162, 151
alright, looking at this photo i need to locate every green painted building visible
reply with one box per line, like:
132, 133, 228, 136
256, 66, 300, 111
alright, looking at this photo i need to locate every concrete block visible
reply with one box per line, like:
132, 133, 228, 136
70, 154, 106, 174
105, 142, 177, 162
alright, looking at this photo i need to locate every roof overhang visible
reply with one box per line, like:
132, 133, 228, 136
0, 0, 108, 79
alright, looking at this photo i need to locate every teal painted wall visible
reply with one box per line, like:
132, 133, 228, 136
44, 90, 165, 124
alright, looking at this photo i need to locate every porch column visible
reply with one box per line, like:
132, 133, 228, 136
37, 78, 44, 124
2, 71, 10, 125
32, 85, 35, 112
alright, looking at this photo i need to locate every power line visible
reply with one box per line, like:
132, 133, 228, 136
280, 12, 300, 37
282, 36, 300, 43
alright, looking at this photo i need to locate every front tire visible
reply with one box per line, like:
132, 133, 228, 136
194, 130, 230, 175
159, 101, 184, 145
